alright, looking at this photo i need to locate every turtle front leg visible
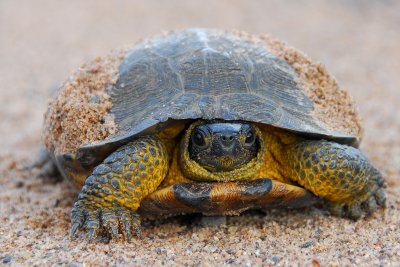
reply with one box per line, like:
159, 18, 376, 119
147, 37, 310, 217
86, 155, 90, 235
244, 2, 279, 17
284, 140, 386, 219
71, 136, 169, 242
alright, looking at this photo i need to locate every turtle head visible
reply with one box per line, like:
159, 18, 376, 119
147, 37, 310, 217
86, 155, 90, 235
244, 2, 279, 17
188, 121, 259, 172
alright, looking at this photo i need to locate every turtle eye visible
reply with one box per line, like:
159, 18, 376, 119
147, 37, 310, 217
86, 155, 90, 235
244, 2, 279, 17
244, 128, 256, 146
191, 129, 209, 149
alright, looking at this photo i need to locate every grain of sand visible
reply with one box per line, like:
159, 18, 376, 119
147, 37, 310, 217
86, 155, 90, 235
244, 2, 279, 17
1, 1, 399, 266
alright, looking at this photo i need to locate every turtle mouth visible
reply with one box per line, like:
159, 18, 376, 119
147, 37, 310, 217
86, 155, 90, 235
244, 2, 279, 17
218, 156, 234, 169
200, 157, 235, 172
202, 156, 246, 172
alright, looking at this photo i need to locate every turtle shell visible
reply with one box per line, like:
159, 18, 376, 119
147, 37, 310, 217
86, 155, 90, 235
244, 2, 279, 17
55, 29, 361, 168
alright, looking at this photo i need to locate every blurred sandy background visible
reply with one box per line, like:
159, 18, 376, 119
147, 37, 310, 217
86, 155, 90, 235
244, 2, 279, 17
0, 0, 399, 265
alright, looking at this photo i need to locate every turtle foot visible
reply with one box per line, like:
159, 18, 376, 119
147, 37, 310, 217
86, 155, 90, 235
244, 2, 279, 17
326, 187, 386, 220
71, 202, 141, 242
25, 147, 61, 182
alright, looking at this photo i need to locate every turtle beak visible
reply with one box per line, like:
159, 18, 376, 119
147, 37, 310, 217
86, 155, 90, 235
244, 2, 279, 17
219, 156, 234, 168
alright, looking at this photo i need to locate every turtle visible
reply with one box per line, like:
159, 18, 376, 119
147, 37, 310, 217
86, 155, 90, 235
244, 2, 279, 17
43, 29, 386, 242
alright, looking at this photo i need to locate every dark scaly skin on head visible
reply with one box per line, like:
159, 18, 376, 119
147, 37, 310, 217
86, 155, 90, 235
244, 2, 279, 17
188, 122, 258, 172
70, 121, 386, 242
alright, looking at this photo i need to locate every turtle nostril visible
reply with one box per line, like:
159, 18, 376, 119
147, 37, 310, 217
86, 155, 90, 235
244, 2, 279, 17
220, 134, 235, 148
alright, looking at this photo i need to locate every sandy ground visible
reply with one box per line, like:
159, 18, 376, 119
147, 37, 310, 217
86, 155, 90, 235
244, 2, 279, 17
1, 0, 399, 266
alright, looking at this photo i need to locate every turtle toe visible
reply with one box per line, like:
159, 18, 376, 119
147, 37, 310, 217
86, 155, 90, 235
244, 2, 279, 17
71, 203, 142, 242
326, 187, 386, 220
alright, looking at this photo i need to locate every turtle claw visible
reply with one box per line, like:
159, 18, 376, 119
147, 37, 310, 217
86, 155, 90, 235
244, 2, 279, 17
366, 196, 378, 214
83, 211, 101, 242
375, 188, 386, 207
70, 201, 142, 242
87, 228, 98, 242
134, 223, 142, 240
327, 203, 345, 217
327, 202, 362, 220
131, 212, 142, 239
347, 203, 362, 220
70, 222, 81, 238
70, 202, 85, 239
124, 221, 133, 242
327, 188, 386, 220
101, 208, 118, 239
361, 187, 386, 216
110, 224, 118, 240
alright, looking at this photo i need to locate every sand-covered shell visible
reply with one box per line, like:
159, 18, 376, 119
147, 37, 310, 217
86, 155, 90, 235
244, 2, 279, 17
44, 28, 362, 169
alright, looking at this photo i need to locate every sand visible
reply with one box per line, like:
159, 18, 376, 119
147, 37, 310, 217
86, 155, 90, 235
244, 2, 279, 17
43, 52, 123, 154
1, 0, 399, 266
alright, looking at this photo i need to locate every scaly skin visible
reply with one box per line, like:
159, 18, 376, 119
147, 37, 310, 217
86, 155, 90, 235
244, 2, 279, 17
282, 141, 386, 219
69, 123, 386, 241
71, 136, 169, 241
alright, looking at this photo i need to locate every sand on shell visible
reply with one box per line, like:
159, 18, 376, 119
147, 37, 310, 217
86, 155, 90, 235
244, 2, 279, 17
1, 1, 399, 266
43, 30, 362, 155
42, 52, 123, 154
